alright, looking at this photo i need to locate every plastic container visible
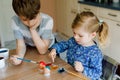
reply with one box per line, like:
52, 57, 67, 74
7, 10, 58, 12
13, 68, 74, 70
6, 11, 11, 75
0, 48, 9, 60
113, 0, 119, 3
0, 57, 5, 69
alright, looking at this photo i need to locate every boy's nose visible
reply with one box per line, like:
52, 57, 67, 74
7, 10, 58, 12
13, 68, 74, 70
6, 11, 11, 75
28, 20, 34, 27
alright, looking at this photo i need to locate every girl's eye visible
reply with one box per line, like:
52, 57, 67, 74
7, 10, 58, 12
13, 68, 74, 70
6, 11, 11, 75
73, 32, 76, 35
79, 35, 83, 37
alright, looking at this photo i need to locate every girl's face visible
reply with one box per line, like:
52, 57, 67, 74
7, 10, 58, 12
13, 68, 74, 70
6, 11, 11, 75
19, 14, 40, 28
73, 27, 96, 46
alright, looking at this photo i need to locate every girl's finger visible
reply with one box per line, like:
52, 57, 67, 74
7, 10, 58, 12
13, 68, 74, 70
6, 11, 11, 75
52, 54, 55, 62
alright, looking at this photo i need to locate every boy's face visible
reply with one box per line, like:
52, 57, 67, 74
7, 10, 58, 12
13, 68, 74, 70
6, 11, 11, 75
73, 27, 96, 46
19, 14, 40, 28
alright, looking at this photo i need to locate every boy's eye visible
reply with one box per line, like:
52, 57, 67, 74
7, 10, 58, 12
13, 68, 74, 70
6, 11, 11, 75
23, 19, 27, 21
22, 18, 28, 21
33, 16, 37, 19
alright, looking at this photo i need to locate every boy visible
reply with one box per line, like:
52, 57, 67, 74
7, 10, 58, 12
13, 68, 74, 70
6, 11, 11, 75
10, 0, 54, 65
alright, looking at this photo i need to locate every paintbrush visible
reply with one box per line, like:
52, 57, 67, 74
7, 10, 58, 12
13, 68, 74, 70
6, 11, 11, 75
16, 57, 39, 64
12, 56, 52, 66
58, 67, 87, 80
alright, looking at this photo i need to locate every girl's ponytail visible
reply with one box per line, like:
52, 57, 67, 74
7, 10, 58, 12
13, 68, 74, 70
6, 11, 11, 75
97, 21, 109, 47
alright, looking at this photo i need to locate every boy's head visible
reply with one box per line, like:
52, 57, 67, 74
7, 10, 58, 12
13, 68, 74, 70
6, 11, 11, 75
12, 0, 41, 20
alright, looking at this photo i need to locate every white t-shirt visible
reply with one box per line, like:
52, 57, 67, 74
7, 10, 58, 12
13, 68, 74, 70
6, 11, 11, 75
11, 13, 54, 48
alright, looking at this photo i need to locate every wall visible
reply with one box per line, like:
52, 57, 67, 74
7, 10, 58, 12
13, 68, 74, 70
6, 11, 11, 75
0, 0, 15, 47
0, 0, 56, 47
40, 0, 56, 32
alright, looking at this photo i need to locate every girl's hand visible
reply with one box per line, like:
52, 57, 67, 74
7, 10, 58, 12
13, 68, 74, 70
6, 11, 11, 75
74, 61, 84, 72
49, 49, 57, 63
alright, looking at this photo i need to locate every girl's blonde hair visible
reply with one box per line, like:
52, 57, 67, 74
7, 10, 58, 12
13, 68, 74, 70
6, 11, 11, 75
72, 11, 109, 47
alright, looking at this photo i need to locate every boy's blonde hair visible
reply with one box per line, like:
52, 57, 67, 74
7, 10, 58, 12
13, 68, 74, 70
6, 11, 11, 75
12, 0, 41, 20
72, 11, 109, 47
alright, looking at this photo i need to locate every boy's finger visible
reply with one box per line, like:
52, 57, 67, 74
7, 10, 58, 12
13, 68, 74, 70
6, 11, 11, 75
10, 56, 15, 60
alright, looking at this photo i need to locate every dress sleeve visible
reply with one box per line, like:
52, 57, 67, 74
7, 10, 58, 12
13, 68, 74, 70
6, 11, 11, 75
51, 37, 73, 54
83, 50, 103, 80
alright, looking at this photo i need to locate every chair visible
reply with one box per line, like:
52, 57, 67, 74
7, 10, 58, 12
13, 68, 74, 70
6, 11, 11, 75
100, 55, 119, 80
53, 33, 68, 62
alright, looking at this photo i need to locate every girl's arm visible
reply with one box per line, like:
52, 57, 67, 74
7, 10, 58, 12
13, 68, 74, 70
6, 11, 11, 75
49, 40, 70, 63
51, 37, 74, 54
83, 51, 103, 80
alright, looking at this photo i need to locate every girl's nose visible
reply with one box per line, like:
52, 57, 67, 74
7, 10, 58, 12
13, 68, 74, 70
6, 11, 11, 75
74, 35, 78, 39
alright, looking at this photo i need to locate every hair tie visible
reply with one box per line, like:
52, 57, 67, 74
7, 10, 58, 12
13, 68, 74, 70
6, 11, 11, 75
99, 20, 104, 26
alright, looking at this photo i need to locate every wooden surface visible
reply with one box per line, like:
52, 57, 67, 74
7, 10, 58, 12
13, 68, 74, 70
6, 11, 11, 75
0, 47, 88, 80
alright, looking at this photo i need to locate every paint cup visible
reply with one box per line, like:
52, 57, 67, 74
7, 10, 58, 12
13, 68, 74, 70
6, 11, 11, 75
0, 57, 5, 69
0, 48, 9, 60
44, 66, 50, 76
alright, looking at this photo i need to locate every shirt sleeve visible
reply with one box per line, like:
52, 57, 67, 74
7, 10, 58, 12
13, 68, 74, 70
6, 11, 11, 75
13, 30, 23, 39
41, 18, 54, 47
51, 37, 73, 54
11, 16, 23, 39
41, 18, 54, 39
83, 50, 103, 80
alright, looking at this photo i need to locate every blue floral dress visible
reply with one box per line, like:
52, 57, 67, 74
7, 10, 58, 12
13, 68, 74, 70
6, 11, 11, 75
51, 37, 103, 80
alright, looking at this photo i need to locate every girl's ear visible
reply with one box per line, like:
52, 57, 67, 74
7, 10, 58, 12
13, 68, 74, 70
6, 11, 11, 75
91, 32, 96, 38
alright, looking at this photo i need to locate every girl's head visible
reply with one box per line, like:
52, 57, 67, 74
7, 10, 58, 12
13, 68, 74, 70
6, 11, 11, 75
12, 0, 41, 27
72, 11, 109, 47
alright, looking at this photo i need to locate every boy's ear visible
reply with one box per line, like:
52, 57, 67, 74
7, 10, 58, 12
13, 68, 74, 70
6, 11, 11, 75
91, 32, 96, 38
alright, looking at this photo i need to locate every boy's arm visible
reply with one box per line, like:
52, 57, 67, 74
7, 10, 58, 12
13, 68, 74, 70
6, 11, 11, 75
10, 39, 26, 65
30, 29, 49, 54
16, 39, 26, 57
11, 18, 26, 56
30, 17, 54, 54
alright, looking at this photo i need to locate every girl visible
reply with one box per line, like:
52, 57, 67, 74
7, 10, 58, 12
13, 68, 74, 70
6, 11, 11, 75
49, 11, 109, 80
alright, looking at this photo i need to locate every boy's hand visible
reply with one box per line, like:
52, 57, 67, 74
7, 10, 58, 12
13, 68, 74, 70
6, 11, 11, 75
29, 24, 39, 30
10, 55, 23, 65
49, 49, 57, 63
74, 61, 84, 72
29, 15, 41, 30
